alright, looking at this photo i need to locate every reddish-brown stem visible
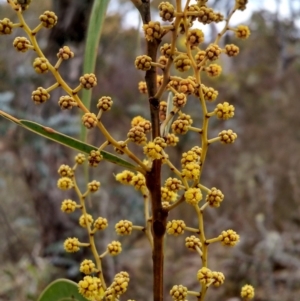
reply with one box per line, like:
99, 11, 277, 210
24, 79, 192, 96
136, 2, 168, 301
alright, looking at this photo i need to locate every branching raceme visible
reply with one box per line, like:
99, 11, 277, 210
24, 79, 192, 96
0, 0, 255, 301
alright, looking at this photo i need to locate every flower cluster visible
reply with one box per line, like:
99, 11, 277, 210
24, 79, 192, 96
181, 162, 200, 181
115, 220, 133, 235
82, 112, 98, 129
39, 11, 58, 28
87, 180, 101, 192
0, 1, 253, 300
235, 25, 251, 39
94, 217, 108, 231
184, 188, 202, 206
13, 37, 31, 52
215, 102, 235, 120
57, 177, 73, 190
79, 73, 97, 89
205, 44, 222, 61
174, 54, 191, 72
127, 126, 147, 145
164, 177, 182, 192
161, 187, 177, 202
167, 220, 186, 236
107, 241, 122, 256
218, 129, 238, 144
79, 214, 94, 228
75, 153, 86, 164
143, 21, 163, 42
185, 235, 202, 251
97, 96, 113, 111
206, 187, 224, 208
202, 84, 218, 101
88, 150, 103, 167
64, 237, 80, 253
57, 46, 74, 60
61, 199, 77, 213
219, 229, 240, 246
170, 284, 188, 301
241, 284, 255, 299
158, 2, 175, 22
58, 95, 76, 110
31, 87, 50, 104
135, 55, 152, 71
106, 272, 130, 299
80, 259, 96, 275
78, 276, 102, 300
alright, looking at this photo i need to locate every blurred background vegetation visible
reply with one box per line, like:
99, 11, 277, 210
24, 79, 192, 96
0, 0, 300, 300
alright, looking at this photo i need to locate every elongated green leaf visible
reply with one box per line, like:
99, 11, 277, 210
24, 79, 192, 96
37, 279, 88, 301
80, 0, 110, 202
81, 0, 110, 141
20, 120, 136, 170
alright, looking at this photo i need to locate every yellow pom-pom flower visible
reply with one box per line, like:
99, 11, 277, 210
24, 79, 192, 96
161, 187, 177, 202
225, 44, 240, 57
94, 217, 108, 231
115, 170, 135, 185
215, 102, 235, 120
185, 235, 202, 251
58, 164, 74, 178
33, 57, 49, 74
131, 116, 145, 127
184, 188, 202, 206
127, 126, 147, 145
135, 55, 152, 71
212, 271, 225, 287
170, 284, 188, 301
187, 28, 204, 47
219, 229, 240, 246
181, 162, 200, 181
218, 129, 238, 144
79, 73, 97, 89
110, 272, 130, 296
107, 241, 122, 256
181, 150, 199, 168
205, 44, 222, 61
87, 180, 101, 192
166, 220, 186, 236
13, 37, 31, 52
57, 177, 74, 190
143, 21, 163, 42
143, 141, 163, 160
206, 187, 224, 208
130, 173, 147, 192
174, 53, 191, 72
205, 64, 222, 77
0, 18, 14, 35
79, 214, 94, 228
78, 276, 102, 300
115, 220, 133, 235
80, 259, 96, 275
64, 237, 80, 253
235, 25, 251, 39
61, 199, 77, 213
39, 11, 58, 29
82, 112, 98, 129
197, 267, 213, 285
164, 177, 182, 192
241, 284, 255, 299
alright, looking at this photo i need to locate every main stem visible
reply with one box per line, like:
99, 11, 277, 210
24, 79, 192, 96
146, 160, 167, 301
137, 2, 167, 301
